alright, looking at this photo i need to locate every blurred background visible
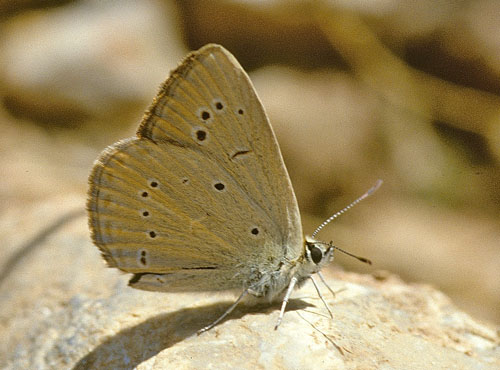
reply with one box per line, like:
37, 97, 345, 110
0, 0, 498, 331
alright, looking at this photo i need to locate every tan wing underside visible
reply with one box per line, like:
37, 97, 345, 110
87, 44, 302, 281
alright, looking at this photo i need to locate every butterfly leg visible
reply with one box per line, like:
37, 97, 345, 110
317, 271, 336, 298
274, 276, 298, 330
197, 288, 250, 335
310, 275, 333, 319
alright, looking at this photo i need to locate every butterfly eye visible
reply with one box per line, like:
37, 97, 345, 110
307, 244, 323, 264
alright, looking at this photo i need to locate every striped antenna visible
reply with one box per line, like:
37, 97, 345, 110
311, 179, 383, 239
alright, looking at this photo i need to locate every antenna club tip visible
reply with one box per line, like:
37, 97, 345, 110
312, 179, 383, 238
367, 179, 383, 195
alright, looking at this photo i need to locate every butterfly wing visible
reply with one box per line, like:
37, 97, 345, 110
87, 44, 303, 292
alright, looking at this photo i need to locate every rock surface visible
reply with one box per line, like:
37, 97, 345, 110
1, 200, 498, 369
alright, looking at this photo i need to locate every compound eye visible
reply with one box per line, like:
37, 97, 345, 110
308, 244, 323, 264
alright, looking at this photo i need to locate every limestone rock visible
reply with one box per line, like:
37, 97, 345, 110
1, 205, 498, 369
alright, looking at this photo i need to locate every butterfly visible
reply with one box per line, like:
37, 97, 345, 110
87, 44, 378, 333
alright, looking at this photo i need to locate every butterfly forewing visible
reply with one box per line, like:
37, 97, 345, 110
88, 44, 303, 291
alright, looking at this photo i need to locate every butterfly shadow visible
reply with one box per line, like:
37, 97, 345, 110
72, 298, 313, 370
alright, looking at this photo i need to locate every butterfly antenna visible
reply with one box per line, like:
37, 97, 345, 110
329, 242, 372, 265
311, 179, 383, 239
315, 240, 372, 265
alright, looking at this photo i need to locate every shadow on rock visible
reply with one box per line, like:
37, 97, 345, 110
73, 298, 312, 370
